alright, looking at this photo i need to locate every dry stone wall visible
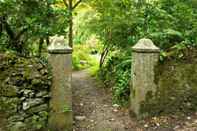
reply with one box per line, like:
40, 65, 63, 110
140, 55, 197, 116
0, 54, 52, 131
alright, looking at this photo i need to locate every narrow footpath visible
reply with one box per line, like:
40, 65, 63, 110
72, 70, 137, 131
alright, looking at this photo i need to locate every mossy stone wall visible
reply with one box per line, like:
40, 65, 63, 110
0, 54, 52, 131
140, 55, 197, 116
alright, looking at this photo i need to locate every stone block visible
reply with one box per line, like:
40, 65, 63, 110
48, 38, 73, 131
130, 38, 160, 118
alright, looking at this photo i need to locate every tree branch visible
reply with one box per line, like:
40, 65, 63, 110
15, 27, 28, 40
38, 38, 44, 57
63, 0, 68, 8
3, 20, 15, 39
0, 22, 2, 37
72, 0, 82, 10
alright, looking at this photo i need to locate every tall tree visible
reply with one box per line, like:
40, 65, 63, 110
63, 0, 82, 48
0, 0, 68, 55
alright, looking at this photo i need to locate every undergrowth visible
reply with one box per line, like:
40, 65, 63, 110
72, 44, 100, 71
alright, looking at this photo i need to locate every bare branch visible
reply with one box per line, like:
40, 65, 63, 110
72, 0, 82, 10
63, 0, 68, 8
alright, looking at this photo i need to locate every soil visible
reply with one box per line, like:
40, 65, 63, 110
72, 70, 197, 131
72, 70, 139, 131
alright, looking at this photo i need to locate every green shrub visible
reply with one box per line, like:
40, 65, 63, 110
99, 51, 131, 105
72, 44, 91, 70
72, 44, 100, 71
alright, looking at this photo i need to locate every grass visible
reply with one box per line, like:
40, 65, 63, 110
72, 44, 100, 75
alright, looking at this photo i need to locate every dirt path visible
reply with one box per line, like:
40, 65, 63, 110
72, 70, 138, 131
72, 70, 197, 131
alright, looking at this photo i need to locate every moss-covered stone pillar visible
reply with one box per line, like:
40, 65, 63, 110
48, 37, 73, 131
130, 38, 160, 118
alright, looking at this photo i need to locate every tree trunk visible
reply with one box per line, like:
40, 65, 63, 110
99, 45, 110, 68
68, 0, 73, 48
46, 37, 50, 46
38, 38, 44, 57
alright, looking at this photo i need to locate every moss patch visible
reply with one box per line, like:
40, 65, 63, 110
140, 51, 197, 117
0, 54, 52, 131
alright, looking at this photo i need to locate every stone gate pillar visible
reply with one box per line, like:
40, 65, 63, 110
130, 38, 160, 118
48, 37, 73, 131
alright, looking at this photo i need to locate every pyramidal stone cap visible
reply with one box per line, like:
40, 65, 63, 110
132, 38, 160, 53
48, 35, 73, 54
48, 44, 73, 54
